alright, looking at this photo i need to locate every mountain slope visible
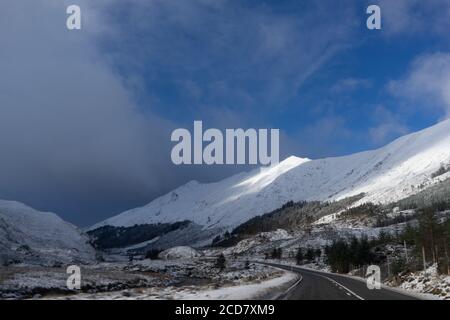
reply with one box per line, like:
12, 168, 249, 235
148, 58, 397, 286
91, 119, 450, 231
0, 200, 96, 265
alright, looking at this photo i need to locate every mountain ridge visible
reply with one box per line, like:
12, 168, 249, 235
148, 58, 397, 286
90, 119, 450, 231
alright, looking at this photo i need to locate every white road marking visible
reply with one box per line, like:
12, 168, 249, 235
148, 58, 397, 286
316, 274, 365, 300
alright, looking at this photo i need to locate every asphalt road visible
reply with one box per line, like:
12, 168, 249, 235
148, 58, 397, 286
262, 262, 420, 300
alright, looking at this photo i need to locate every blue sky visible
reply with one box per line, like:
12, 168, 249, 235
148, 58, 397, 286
1, 0, 450, 225
97, 0, 450, 157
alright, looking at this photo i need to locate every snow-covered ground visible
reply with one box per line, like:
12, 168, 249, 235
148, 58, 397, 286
223, 229, 293, 256
0, 256, 293, 300
158, 246, 202, 260
0, 263, 167, 299
39, 269, 296, 300
393, 265, 450, 300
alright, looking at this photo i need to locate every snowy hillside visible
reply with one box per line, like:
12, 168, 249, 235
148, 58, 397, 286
0, 200, 95, 265
91, 119, 450, 230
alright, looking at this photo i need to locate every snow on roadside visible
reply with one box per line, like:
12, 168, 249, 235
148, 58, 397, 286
0, 264, 167, 299
394, 265, 450, 300
172, 271, 297, 300
41, 270, 297, 300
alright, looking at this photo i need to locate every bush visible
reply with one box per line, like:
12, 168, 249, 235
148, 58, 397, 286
145, 249, 162, 260
431, 165, 449, 179
215, 254, 226, 271
271, 248, 282, 259
305, 248, 315, 261
391, 258, 406, 276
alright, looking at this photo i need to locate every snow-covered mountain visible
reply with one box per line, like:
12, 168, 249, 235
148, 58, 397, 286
92, 119, 450, 231
0, 200, 96, 265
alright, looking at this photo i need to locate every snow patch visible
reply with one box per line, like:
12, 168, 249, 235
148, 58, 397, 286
158, 246, 202, 260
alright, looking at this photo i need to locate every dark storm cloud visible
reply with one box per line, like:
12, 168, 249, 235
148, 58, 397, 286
0, 0, 359, 226
0, 1, 179, 225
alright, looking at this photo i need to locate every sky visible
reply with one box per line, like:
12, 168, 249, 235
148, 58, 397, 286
1, 0, 450, 226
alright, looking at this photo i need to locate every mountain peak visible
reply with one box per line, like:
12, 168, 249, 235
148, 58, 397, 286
92, 120, 450, 230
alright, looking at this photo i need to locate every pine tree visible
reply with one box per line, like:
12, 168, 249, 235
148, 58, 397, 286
305, 248, 315, 261
349, 236, 359, 265
315, 248, 322, 258
295, 247, 304, 265
216, 254, 226, 271
357, 235, 372, 266
418, 208, 441, 264
271, 248, 282, 259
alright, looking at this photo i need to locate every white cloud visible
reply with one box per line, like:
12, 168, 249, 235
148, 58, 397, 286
290, 116, 353, 158
368, 106, 409, 145
378, 0, 450, 38
331, 78, 372, 94
388, 52, 450, 118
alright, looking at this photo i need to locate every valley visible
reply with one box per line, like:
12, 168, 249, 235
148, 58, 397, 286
1, 119, 450, 300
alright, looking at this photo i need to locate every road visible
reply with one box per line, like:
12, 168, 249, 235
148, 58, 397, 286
262, 262, 420, 300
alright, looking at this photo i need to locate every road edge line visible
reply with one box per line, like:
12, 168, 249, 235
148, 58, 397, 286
276, 275, 303, 300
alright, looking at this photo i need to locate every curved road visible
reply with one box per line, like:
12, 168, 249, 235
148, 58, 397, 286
262, 262, 420, 300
